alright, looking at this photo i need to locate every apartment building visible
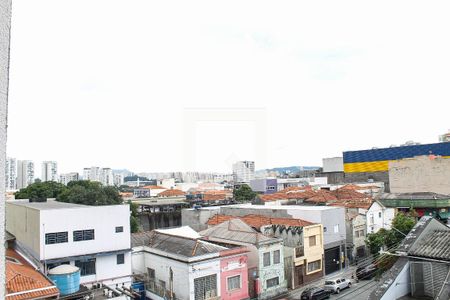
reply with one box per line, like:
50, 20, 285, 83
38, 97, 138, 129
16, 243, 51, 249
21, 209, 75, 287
17, 160, 34, 189
59, 172, 79, 185
41, 161, 58, 182
6, 199, 132, 287
232, 161, 255, 183
5, 157, 16, 191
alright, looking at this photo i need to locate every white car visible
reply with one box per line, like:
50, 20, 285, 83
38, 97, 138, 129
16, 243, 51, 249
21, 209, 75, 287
323, 278, 352, 294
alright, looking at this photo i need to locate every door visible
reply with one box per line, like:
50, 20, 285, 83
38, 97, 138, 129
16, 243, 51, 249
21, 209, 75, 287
294, 265, 304, 287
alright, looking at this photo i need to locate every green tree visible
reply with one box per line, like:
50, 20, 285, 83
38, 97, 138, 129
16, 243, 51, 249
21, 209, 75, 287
233, 184, 257, 202
366, 212, 416, 254
57, 180, 122, 206
129, 201, 140, 233
15, 181, 67, 202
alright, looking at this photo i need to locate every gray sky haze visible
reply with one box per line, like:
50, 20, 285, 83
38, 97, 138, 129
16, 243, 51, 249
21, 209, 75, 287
7, 0, 450, 174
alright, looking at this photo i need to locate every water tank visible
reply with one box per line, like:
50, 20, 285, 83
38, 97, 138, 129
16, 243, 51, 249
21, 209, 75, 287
48, 264, 80, 295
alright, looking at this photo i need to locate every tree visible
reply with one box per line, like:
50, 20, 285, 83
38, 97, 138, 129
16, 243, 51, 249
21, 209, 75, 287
57, 180, 122, 206
233, 184, 257, 202
366, 212, 416, 255
129, 201, 140, 233
15, 181, 67, 202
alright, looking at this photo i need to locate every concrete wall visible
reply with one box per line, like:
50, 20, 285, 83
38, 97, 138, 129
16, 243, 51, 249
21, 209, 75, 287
323, 157, 344, 173
389, 155, 450, 194
0, 0, 12, 297
380, 262, 410, 300
257, 242, 287, 300
344, 171, 390, 191
182, 207, 220, 232
366, 202, 395, 234
220, 254, 249, 300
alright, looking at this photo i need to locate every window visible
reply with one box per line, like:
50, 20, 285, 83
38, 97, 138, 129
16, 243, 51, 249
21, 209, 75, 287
227, 275, 241, 291
295, 246, 304, 257
336, 279, 341, 284
307, 260, 321, 273
75, 258, 96, 276
266, 277, 279, 288
194, 274, 217, 300
309, 235, 316, 246
323, 227, 327, 232
117, 253, 125, 264
147, 268, 155, 280
45, 232, 68, 244
334, 224, 339, 233
73, 229, 95, 242
378, 212, 382, 218
115, 226, 124, 233
263, 252, 271, 267
273, 250, 280, 264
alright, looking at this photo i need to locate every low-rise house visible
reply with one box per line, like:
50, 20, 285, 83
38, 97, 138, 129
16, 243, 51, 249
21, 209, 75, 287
365, 200, 395, 234
369, 216, 450, 300
131, 226, 249, 300
6, 199, 132, 287
207, 214, 324, 289
200, 219, 288, 299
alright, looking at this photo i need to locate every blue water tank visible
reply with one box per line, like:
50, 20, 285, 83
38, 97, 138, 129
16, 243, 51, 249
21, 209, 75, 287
48, 264, 80, 295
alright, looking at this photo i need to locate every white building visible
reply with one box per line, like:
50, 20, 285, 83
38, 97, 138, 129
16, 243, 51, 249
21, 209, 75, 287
17, 160, 34, 189
5, 157, 16, 191
59, 172, 79, 185
113, 173, 124, 186
365, 200, 395, 234
41, 161, 58, 182
232, 161, 255, 183
100, 168, 114, 186
83, 166, 101, 181
6, 199, 132, 287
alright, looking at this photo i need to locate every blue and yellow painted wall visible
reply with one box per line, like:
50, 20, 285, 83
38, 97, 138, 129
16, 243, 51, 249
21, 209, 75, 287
343, 142, 450, 173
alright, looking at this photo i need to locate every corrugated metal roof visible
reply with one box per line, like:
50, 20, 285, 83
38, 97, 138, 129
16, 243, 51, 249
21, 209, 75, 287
131, 231, 226, 258
409, 230, 450, 260
200, 219, 280, 246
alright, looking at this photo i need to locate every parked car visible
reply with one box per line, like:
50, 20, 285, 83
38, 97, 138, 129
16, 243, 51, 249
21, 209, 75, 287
356, 263, 378, 280
323, 278, 352, 294
301, 287, 331, 300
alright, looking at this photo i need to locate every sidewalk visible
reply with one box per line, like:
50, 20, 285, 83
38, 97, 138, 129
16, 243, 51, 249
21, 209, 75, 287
275, 266, 358, 299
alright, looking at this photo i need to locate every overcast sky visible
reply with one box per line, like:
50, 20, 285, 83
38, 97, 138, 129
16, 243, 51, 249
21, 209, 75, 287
6, 0, 450, 175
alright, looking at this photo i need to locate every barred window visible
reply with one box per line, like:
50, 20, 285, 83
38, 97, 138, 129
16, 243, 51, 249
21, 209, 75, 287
273, 250, 281, 264
227, 275, 241, 291
194, 274, 217, 300
117, 254, 125, 265
307, 260, 321, 272
75, 258, 96, 276
73, 229, 95, 242
115, 226, 124, 233
266, 277, 279, 288
45, 232, 68, 244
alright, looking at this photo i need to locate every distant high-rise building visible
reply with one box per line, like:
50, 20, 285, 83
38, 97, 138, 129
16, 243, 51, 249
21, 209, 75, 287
5, 157, 17, 191
41, 161, 58, 182
83, 166, 100, 181
232, 161, 255, 183
17, 160, 34, 189
59, 172, 79, 185
113, 173, 124, 186
100, 168, 114, 186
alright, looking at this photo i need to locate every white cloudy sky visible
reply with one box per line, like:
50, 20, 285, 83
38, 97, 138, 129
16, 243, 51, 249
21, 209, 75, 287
7, 0, 450, 174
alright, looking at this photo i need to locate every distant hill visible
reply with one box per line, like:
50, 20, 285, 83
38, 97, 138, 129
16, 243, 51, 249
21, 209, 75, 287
257, 166, 320, 174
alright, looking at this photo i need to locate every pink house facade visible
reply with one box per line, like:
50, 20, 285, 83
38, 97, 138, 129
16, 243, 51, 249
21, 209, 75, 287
220, 248, 250, 300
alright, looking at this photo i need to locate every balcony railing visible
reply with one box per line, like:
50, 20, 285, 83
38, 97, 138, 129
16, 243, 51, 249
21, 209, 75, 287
145, 280, 177, 299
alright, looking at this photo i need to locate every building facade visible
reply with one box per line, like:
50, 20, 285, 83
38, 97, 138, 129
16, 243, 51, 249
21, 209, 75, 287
5, 157, 16, 191
6, 199, 132, 287
17, 160, 34, 189
232, 161, 255, 183
59, 172, 79, 185
250, 178, 277, 194
41, 161, 58, 182
365, 201, 395, 234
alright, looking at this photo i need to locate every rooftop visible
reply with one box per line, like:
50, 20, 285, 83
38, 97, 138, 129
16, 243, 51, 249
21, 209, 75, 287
7, 199, 89, 210
6, 249, 59, 300
227, 203, 340, 211
157, 189, 186, 197
409, 230, 450, 260
207, 214, 314, 228
131, 231, 226, 259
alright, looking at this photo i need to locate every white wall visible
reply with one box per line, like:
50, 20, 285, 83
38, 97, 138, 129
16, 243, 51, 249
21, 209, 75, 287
40, 204, 131, 260
367, 202, 395, 234
322, 157, 344, 173
380, 262, 410, 300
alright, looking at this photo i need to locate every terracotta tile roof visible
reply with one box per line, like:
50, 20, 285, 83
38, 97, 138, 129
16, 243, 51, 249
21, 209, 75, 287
203, 190, 228, 195
259, 193, 288, 202
304, 190, 338, 203
6, 249, 59, 300
142, 185, 166, 189
329, 198, 373, 209
278, 186, 312, 193
207, 214, 314, 228
337, 184, 380, 191
158, 189, 186, 197
332, 189, 369, 200
203, 194, 227, 201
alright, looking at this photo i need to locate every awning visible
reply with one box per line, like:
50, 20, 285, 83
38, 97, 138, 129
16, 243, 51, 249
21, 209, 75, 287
438, 212, 450, 219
